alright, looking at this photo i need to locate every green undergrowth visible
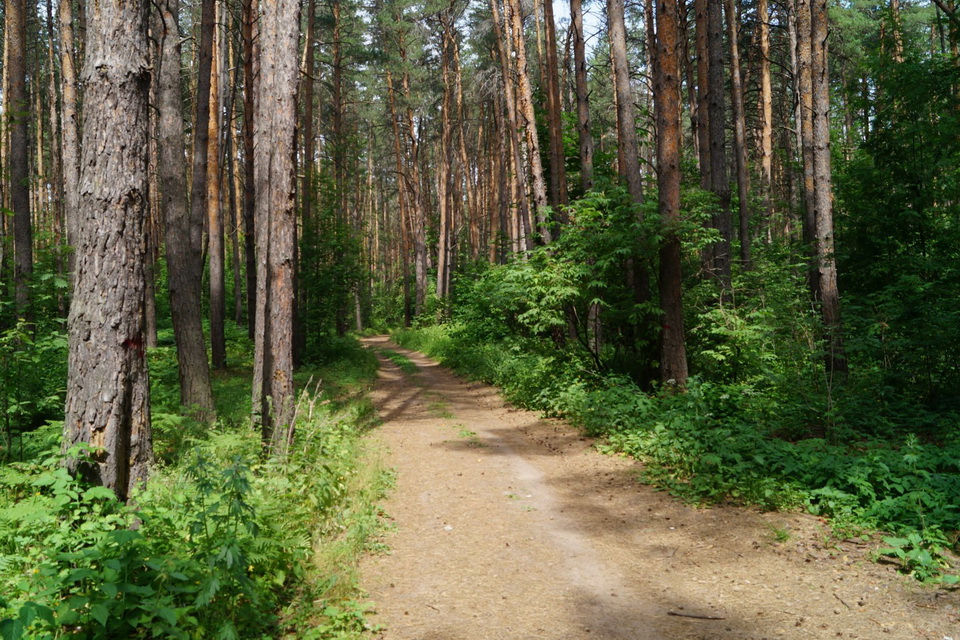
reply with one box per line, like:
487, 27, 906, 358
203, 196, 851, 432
375, 348, 418, 375
0, 333, 389, 639
393, 324, 960, 583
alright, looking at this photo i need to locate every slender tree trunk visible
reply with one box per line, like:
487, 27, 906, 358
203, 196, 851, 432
725, 0, 751, 267
6, 0, 32, 317
505, 0, 552, 243
242, 0, 258, 338
608, 0, 645, 205
811, 0, 847, 376
155, 0, 215, 416
60, 0, 80, 275
758, 0, 774, 220
571, 0, 594, 192
655, 0, 689, 387
542, 0, 568, 209
386, 71, 413, 326
707, 0, 732, 286
795, 0, 818, 294
489, 1, 533, 253
64, 0, 153, 501
694, 0, 712, 186
208, 5, 227, 370
253, 0, 300, 455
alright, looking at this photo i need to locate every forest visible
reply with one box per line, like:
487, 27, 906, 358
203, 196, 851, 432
1, 0, 959, 636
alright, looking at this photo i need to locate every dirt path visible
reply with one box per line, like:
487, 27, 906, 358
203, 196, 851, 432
358, 336, 959, 639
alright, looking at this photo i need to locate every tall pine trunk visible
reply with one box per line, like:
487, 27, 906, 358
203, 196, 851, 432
6, 0, 32, 317
64, 0, 153, 501
571, 0, 594, 192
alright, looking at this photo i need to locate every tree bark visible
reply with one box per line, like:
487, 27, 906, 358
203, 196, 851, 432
571, 0, 594, 192
60, 0, 81, 274
505, 0, 552, 243
208, 4, 227, 370
811, 0, 847, 375
655, 0, 689, 387
155, 0, 216, 416
795, 0, 818, 294
64, 0, 153, 501
542, 0, 568, 209
758, 0, 774, 220
725, 0, 751, 267
242, 0, 258, 338
707, 0, 732, 286
694, 0, 712, 186
6, 0, 32, 317
252, 0, 300, 455
607, 0, 645, 206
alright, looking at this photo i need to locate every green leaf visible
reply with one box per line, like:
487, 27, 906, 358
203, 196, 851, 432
90, 604, 109, 627
0, 618, 24, 640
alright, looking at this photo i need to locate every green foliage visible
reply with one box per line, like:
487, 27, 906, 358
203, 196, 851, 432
377, 349, 418, 374
0, 338, 387, 639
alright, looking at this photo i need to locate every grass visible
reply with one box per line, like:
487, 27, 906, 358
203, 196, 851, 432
377, 348, 419, 375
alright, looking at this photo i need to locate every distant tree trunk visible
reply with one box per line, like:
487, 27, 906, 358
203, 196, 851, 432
542, 0, 568, 209
45, 0, 65, 300
694, 0, 712, 186
707, 0, 732, 286
6, 0, 32, 317
155, 0, 215, 417
758, 0, 774, 220
252, 0, 300, 455
607, 0, 645, 206
208, 6, 227, 370
490, 0, 533, 253
655, 0, 689, 387
242, 0, 257, 338
725, 0, 751, 267
795, 0, 818, 295
64, 0, 153, 501
680, 0, 700, 165
571, 0, 594, 192
506, 0, 552, 243
437, 12, 455, 303
60, 0, 81, 274
386, 71, 413, 326
811, 0, 847, 376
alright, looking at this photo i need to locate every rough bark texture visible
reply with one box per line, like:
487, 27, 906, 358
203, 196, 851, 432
694, 0, 712, 186
60, 0, 81, 269
811, 0, 847, 375
7, 0, 32, 317
242, 0, 257, 338
758, 0, 774, 218
208, 10, 227, 370
64, 0, 153, 501
607, 0, 645, 206
796, 0, 818, 292
155, 0, 215, 416
725, 0, 751, 267
542, 0, 568, 208
506, 0, 551, 243
571, 0, 594, 192
252, 0, 300, 455
656, 0, 689, 387
707, 0, 732, 286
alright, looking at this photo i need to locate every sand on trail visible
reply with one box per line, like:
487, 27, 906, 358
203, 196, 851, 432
358, 336, 959, 640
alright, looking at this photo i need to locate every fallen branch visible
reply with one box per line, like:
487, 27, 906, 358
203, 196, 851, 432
667, 611, 726, 621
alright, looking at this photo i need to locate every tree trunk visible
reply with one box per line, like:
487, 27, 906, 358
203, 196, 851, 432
607, 0, 645, 206
252, 0, 300, 455
758, 0, 774, 221
6, 0, 32, 317
208, 5, 227, 370
489, 0, 533, 253
242, 0, 258, 338
694, 0, 712, 186
725, 0, 751, 267
571, 0, 594, 192
811, 0, 847, 376
707, 0, 732, 287
655, 0, 689, 387
60, 0, 81, 276
155, 0, 215, 417
542, 0, 568, 209
64, 0, 153, 501
505, 0, 552, 243
795, 0, 818, 295
386, 71, 413, 326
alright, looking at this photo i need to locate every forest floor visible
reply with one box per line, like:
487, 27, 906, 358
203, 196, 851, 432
357, 336, 959, 640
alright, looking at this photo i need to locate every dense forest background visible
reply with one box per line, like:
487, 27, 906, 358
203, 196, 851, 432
2, 0, 960, 636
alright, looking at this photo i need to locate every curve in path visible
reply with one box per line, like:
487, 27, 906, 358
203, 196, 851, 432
358, 336, 958, 640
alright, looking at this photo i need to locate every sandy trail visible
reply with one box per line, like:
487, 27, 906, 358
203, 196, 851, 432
358, 336, 959, 639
